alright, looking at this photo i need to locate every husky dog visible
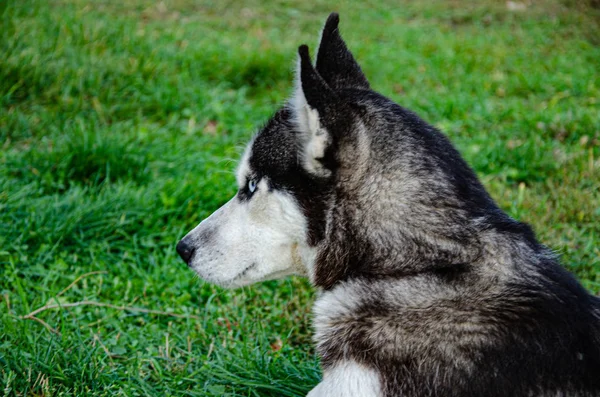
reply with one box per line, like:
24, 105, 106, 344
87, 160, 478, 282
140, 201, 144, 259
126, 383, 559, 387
177, 13, 600, 397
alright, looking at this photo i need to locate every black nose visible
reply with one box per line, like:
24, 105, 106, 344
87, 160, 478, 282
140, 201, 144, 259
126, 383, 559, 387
176, 239, 195, 264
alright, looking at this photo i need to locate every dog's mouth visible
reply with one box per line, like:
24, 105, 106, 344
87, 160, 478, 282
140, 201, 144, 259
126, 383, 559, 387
232, 262, 258, 282
217, 262, 297, 288
203, 262, 258, 289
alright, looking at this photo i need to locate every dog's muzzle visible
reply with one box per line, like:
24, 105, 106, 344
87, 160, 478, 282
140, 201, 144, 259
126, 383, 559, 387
176, 238, 195, 265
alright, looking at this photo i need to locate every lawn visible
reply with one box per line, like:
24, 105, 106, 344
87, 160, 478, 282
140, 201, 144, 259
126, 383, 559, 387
1, 0, 599, 395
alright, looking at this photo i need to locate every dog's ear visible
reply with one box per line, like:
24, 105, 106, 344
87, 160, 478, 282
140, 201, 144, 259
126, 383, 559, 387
315, 13, 369, 90
290, 45, 344, 177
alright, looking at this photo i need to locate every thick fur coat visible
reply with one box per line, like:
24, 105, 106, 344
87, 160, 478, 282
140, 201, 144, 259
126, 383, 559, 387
177, 13, 600, 397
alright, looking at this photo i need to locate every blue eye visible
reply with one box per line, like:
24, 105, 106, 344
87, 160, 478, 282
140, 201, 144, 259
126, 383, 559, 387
248, 179, 257, 193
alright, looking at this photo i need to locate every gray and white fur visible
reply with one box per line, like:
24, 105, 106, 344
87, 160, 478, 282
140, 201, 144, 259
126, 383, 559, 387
177, 13, 600, 397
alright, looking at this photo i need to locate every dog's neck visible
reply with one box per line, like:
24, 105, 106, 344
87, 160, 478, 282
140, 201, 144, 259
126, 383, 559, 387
310, 214, 547, 290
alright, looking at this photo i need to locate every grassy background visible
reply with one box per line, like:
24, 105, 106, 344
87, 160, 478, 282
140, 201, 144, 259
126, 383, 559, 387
1, 0, 599, 395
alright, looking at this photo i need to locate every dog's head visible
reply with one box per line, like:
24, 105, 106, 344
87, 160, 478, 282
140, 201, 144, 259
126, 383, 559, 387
177, 14, 372, 287
177, 13, 507, 289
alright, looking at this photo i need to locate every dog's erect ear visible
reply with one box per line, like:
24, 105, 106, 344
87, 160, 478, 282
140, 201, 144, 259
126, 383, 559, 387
290, 45, 340, 177
297, 45, 337, 116
315, 13, 369, 90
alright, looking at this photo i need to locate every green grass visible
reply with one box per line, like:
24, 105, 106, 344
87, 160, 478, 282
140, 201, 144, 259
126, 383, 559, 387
1, 0, 599, 395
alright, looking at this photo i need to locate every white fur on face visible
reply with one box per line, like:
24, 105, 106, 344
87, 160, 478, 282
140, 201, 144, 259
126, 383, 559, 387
182, 54, 334, 288
181, 153, 315, 288
235, 139, 254, 186
307, 361, 382, 397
